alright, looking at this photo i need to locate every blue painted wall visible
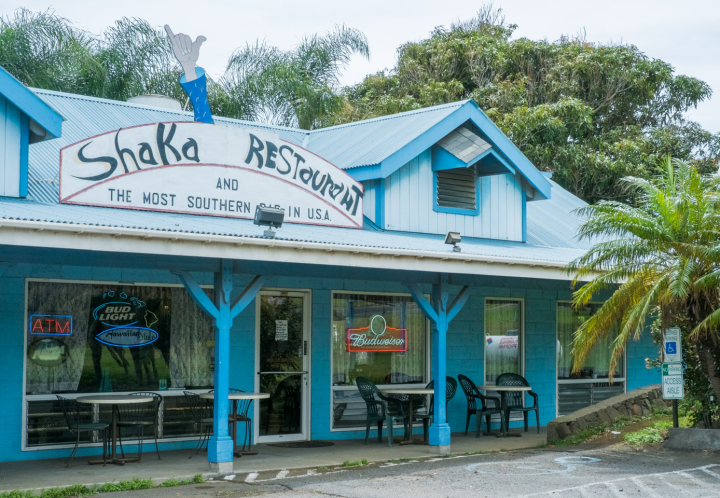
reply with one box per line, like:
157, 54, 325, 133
0, 263, 660, 462
371, 148, 527, 241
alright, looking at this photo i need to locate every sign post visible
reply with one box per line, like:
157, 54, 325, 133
662, 327, 683, 428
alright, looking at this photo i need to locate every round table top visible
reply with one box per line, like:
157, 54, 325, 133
477, 385, 531, 392
200, 392, 270, 400
381, 388, 435, 395
76, 394, 154, 404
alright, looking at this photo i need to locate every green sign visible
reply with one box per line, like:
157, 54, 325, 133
662, 362, 684, 399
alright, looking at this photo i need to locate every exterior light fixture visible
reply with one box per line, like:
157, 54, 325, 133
445, 231, 461, 252
253, 205, 285, 238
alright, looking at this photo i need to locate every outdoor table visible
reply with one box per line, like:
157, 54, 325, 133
200, 392, 269, 456
477, 385, 531, 438
76, 394, 154, 465
380, 387, 435, 444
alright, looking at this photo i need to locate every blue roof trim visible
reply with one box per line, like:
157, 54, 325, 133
0, 67, 62, 140
339, 100, 551, 200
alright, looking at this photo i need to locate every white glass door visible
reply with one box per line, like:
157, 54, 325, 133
255, 291, 310, 443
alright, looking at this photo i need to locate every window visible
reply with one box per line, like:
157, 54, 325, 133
24, 280, 214, 447
556, 302, 623, 380
484, 299, 523, 384
556, 302, 625, 415
331, 292, 429, 429
435, 168, 477, 211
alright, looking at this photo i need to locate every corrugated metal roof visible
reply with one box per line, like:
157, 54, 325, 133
10, 89, 592, 266
304, 101, 465, 169
0, 195, 588, 265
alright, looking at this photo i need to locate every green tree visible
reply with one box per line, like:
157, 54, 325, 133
0, 9, 368, 129
567, 158, 720, 425
222, 25, 369, 129
325, 6, 720, 203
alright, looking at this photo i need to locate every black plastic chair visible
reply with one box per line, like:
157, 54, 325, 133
184, 391, 213, 458
355, 377, 409, 446
56, 395, 109, 467
117, 392, 162, 462
496, 373, 540, 433
457, 375, 505, 437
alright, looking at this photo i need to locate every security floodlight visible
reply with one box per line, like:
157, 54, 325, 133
254, 205, 285, 238
445, 231, 461, 252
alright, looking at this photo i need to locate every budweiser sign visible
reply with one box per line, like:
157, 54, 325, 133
347, 315, 407, 353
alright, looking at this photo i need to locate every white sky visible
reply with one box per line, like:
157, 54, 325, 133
5, 0, 720, 132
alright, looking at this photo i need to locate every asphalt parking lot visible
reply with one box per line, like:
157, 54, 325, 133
97, 445, 720, 498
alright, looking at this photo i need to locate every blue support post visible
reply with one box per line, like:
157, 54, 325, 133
407, 274, 469, 454
176, 261, 267, 472
208, 260, 234, 465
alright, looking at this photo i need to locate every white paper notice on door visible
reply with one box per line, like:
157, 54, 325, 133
275, 320, 288, 341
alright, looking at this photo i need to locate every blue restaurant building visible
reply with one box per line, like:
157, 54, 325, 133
0, 65, 660, 469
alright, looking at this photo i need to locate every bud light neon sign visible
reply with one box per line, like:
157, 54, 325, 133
347, 315, 407, 353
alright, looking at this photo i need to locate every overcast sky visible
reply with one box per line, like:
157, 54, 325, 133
6, 0, 720, 132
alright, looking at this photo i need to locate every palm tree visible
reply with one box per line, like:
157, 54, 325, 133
1, 9, 369, 129
221, 25, 369, 129
567, 157, 720, 413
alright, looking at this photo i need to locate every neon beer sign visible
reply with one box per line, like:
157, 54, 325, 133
347, 315, 407, 353
30, 314, 73, 335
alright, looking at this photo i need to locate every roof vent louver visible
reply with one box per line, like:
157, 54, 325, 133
436, 167, 476, 211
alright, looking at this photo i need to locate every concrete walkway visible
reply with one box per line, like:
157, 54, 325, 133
0, 429, 545, 493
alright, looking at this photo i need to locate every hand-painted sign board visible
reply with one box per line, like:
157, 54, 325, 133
662, 362, 684, 399
663, 327, 682, 363
347, 315, 407, 352
59, 122, 364, 229
29, 314, 73, 335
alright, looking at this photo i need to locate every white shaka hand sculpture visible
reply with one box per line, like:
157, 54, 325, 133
165, 25, 206, 83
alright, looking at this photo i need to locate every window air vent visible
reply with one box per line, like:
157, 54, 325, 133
436, 168, 476, 211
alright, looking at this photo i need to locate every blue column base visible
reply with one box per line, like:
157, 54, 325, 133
207, 436, 234, 463
429, 422, 451, 446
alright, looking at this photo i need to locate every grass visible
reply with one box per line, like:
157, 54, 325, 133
623, 421, 673, 446
0, 475, 204, 498
342, 459, 368, 467
553, 416, 637, 447
314, 466, 328, 472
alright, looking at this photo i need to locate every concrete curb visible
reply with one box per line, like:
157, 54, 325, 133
665, 428, 720, 451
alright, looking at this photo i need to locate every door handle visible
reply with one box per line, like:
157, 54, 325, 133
257, 371, 308, 375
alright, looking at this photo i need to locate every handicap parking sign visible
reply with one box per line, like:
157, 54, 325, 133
663, 328, 682, 363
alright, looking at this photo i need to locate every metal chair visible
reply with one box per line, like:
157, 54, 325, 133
355, 377, 409, 446
184, 391, 213, 458
56, 395, 109, 467
496, 373, 540, 433
228, 388, 253, 452
117, 392, 163, 461
457, 374, 505, 437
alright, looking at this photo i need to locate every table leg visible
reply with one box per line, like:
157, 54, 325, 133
496, 392, 522, 438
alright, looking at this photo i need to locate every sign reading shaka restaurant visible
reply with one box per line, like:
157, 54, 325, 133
59, 122, 364, 229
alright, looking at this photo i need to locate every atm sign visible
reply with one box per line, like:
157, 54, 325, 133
30, 314, 73, 336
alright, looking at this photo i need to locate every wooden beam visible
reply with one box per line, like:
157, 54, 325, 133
176, 271, 218, 320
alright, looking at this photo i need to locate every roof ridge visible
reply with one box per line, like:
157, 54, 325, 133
31, 88, 311, 135
308, 99, 472, 134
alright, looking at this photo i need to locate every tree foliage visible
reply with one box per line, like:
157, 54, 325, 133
0, 9, 368, 130
325, 6, 720, 203
568, 158, 720, 425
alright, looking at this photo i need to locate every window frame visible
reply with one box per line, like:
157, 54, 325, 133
555, 300, 627, 418
22, 277, 213, 452
483, 297, 525, 386
432, 167, 481, 216
329, 290, 431, 432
